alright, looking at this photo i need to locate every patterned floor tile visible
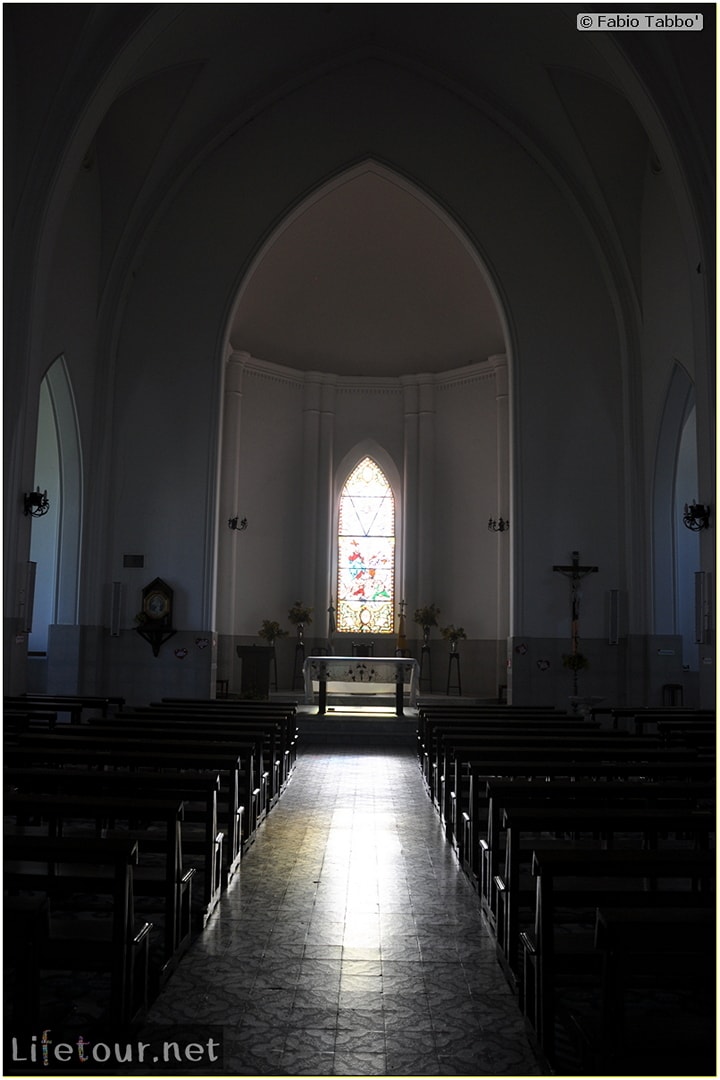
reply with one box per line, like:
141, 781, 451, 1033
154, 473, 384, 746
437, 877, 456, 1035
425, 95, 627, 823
142, 744, 543, 1075
280, 1050, 335, 1075
334, 1028, 386, 1055
332, 1050, 388, 1074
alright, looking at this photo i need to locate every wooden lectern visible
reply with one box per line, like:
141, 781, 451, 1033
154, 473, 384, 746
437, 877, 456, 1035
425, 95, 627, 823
236, 645, 274, 698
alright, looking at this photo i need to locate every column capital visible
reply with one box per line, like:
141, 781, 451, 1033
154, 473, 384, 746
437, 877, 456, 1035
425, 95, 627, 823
225, 351, 250, 395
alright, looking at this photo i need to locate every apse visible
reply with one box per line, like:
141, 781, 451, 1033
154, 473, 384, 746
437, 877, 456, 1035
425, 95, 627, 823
229, 164, 505, 377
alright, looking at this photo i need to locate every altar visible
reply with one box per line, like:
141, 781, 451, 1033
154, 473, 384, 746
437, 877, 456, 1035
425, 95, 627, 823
303, 656, 420, 716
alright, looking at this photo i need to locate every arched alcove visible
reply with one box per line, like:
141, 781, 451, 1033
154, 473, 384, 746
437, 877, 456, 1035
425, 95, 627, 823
218, 160, 510, 692
228, 160, 507, 377
652, 361, 698, 665
29, 356, 83, 686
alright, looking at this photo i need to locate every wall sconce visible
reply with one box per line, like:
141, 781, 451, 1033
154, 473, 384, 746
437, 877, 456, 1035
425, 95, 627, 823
683, 502, 710, 531
24, 487, 49, 517
228, 516, 248, 531
488, 516, 509, 533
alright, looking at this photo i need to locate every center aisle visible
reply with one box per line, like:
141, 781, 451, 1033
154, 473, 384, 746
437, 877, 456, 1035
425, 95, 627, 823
144, 746, 543, 1076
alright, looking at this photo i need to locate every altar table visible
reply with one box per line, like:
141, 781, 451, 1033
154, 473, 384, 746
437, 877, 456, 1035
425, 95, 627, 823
303, 656, 420, 716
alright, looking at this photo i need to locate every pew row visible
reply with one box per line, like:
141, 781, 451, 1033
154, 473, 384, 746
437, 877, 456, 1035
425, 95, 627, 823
479, 777, 714, 939
4, 834, 151, 1026
4, 741, 246, 883
6, 766, 224, 927
570, 906, 716, 1075
521, 847, 715, 1067
497, 803, 714, 994
5, 693, 126, 721
4, 790, 193, 978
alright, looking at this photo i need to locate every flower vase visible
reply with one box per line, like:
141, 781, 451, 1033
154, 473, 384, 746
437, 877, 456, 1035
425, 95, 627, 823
423, 626, 430, 646
450, 639, 457, 653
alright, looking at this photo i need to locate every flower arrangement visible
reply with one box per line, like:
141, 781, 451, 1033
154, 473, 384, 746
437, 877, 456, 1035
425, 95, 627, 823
258, 619, 288, 644
413, 603, 440, 628
441, 624, 467, 644
562, 652, 589, 672
288, 601, 313, 626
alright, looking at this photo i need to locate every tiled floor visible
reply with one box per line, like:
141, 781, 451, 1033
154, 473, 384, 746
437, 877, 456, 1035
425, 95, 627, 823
145, 745, 544, 1075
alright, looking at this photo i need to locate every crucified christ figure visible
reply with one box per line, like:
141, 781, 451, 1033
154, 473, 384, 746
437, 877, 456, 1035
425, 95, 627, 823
552, 552, 598, 703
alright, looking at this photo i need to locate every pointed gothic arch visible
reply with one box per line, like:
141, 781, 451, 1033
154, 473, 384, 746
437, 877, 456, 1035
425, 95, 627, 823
652, 360, 699, 666
29, 356, 83, 655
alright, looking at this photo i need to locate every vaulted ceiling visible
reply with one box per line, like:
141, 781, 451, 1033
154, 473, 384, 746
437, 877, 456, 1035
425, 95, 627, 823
229, 166, 505, 376
6, 4, 713, 378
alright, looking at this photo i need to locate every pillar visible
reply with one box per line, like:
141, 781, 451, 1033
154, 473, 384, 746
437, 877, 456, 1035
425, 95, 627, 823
216, 350, 247, 636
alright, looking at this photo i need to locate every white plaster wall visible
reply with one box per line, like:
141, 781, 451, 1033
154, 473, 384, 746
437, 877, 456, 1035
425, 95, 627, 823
640, 163, 696, 472
232, 366, 305, 634
106, 57, 623, 652
333, 386, 405, 483
433, 369, 499, 639
218, 360, 502, 674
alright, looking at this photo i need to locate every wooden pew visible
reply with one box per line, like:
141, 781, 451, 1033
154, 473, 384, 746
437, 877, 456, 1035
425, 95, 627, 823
149, 701, 299, 787
656, 718, 716, 753
97, 704, 293, 777
573, 906, 716, 1075
4, 894, 49, 1028
499, 803, 714, 992
419, 715, 601, 809
4, 742, 245, 884
90, 712, 286, 816
160, 697, 295, 711
4, 834, 152, 1026
4, 790, 192, 975
439, 727, 640, 842
70, 721, 267, 833
6, 766, 224, 927
416, 705, 568, 772
449, 739, 700, 861
522, 847, 715, 1064
463, 757, 715, 894
4, 707, 59, 733
10, 728, 258, 848
591, 705, 714, 734
5, 693, 125, 720
5, 697, 83, 724
632, 711, 715, 736
436, 733, 682, 858
417, 709, 580, 783
480, 777, 714, 937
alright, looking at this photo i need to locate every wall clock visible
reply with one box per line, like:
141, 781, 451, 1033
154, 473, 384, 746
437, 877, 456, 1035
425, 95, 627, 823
141, 578, 173, 626
136, 577, 176, 655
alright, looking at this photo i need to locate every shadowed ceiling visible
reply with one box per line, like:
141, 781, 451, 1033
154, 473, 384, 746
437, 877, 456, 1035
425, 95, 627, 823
230, 168, 505, 377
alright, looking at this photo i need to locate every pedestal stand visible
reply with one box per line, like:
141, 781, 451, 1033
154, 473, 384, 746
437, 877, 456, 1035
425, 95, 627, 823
419, 643, 432, 693
292, 640, 305, 690
446, 651, 462, 695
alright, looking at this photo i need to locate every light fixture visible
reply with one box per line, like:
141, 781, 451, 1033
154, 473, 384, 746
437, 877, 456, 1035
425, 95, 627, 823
488, 516, 509, 533
228, 516, 248, 531
24, 487, 49, 517
682, 502, 710, 531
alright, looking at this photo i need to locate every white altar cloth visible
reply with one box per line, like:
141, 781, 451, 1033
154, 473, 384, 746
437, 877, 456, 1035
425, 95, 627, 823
303, 656, 419, 711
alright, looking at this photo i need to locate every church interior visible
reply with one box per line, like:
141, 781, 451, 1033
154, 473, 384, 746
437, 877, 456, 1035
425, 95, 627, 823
4, 4, 716, 1076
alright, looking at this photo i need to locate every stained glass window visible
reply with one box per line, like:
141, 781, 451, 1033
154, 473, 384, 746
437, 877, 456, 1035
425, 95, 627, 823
337, 457, 395, 633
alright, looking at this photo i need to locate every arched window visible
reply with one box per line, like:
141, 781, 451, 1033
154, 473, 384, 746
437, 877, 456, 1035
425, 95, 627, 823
336, 456, 395, 633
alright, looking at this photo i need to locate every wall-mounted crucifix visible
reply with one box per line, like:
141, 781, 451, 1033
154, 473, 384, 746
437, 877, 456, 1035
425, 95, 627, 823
552, 551, 598, 659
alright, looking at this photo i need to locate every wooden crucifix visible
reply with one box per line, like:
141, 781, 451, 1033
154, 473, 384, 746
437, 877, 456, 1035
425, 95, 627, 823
552, 551, 598, 657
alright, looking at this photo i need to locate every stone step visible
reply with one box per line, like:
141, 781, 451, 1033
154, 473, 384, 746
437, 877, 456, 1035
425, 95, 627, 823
297, 708, 417, 747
